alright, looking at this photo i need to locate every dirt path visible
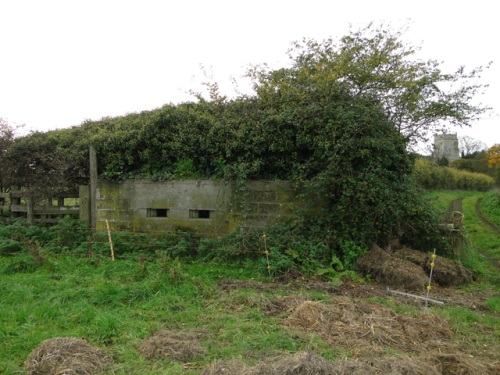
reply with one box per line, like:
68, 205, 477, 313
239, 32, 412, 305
475, 198, 500, 233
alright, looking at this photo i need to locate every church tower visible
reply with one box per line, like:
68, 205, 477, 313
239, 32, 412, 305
433, 134, 460, 163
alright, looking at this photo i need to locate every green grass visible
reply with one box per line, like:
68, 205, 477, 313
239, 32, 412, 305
0, 255, 337, 374
482, 190, 500, 228
424, 189, 500, 283
1, 188, 499, 374
486, 296, 500, 313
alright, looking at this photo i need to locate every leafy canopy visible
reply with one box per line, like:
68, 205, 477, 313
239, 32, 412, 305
2, 23, 460, 255
487, 144, 500, 168
247, 23, 491, 147
0, 118, 17, 192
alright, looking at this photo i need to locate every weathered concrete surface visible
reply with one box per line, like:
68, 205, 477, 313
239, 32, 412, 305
433, 133, 459, 163
92, 179, 296, 237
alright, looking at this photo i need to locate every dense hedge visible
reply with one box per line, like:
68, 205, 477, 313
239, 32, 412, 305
6, 78, 458, 270
414, 158, 495, 191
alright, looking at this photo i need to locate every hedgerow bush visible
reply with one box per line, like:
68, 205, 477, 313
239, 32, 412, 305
414, 158, 494, 191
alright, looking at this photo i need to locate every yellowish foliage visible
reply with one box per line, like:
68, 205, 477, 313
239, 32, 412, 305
487, 144, 500, 168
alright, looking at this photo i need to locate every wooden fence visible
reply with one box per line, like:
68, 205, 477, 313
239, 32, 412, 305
0, 193, 8, 215
4, 191, 80, 225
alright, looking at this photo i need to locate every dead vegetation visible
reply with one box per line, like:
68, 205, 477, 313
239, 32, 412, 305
201, 350, 336, 375
283, 297, 454, 355
200, 294, 499, 375
263, 295, 312, 316
201, 350, 500, 375
24, 337, 112, 375
356, 245, 474, 290
23, 248, 495, 375
139, 329, 206, 362
394, 247, 475, 286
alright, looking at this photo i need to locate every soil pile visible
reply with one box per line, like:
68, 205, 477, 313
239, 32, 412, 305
356, 245, 429, 290
25, 337, 112, 375
395, 247, 474, 286
356, 245, 473, 290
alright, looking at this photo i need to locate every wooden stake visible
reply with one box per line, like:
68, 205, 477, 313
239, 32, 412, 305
106, 219, 115, 261
386, 287, 444, 306
89, 145, 97, 231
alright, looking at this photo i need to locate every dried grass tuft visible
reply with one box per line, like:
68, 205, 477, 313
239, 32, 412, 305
329, 355, 440, 375
24, 337, 112, 375
284, 298, 453, 356
431, 353, 497, 375
255, 350, 336, 374
139, 329, 206, 362
200, 359, 250, 375
395, 247, 474, 286
201, 351, 336, 375
356, 245, 428, 290
263, 295, 311, 316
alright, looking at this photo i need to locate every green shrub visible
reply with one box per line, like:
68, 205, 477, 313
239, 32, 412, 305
1, 255, 39, 274
48, 216, 90, 252
414, 158, 494, 191
0, 238, 24, 254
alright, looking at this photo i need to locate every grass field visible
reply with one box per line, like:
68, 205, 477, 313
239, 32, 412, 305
0, 190, 499, 374
425, 189, 500, 280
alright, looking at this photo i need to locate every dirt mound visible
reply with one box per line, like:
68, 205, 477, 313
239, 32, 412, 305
139, 330, 206, 362
25, 337, 112, 375
356, 245, 429, 290
284, 298, 453, 356
395, 247, 474, 286
357, 245, 474, 289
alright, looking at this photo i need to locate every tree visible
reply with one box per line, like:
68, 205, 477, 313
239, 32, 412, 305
247, 23, 491, 147
451, 151, 491, 176
487, 144, 500, 168
459, 135, 487, 158
0, 117, 16, 192
4, 129, 88, 202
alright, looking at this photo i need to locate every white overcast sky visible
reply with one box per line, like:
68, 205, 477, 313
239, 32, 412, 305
1, 0, 498, 150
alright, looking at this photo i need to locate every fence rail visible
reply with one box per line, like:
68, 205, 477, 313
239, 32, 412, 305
3, 192, 80, 224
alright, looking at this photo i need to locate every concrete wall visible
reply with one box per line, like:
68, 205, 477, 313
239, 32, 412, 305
88, 179, 296, 236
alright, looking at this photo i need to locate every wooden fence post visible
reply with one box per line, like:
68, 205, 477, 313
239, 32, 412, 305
106, 219, 115, 261
27, 197, 34, 225
89, 145, 97, 232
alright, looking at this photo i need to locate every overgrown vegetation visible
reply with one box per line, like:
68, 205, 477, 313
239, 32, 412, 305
481, 190, 500, 228
1, 21, 498, 373
414, 158, 495, 191
0, 207, 499, 374
0, 23, 495, 278
424, 189, 500, 283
